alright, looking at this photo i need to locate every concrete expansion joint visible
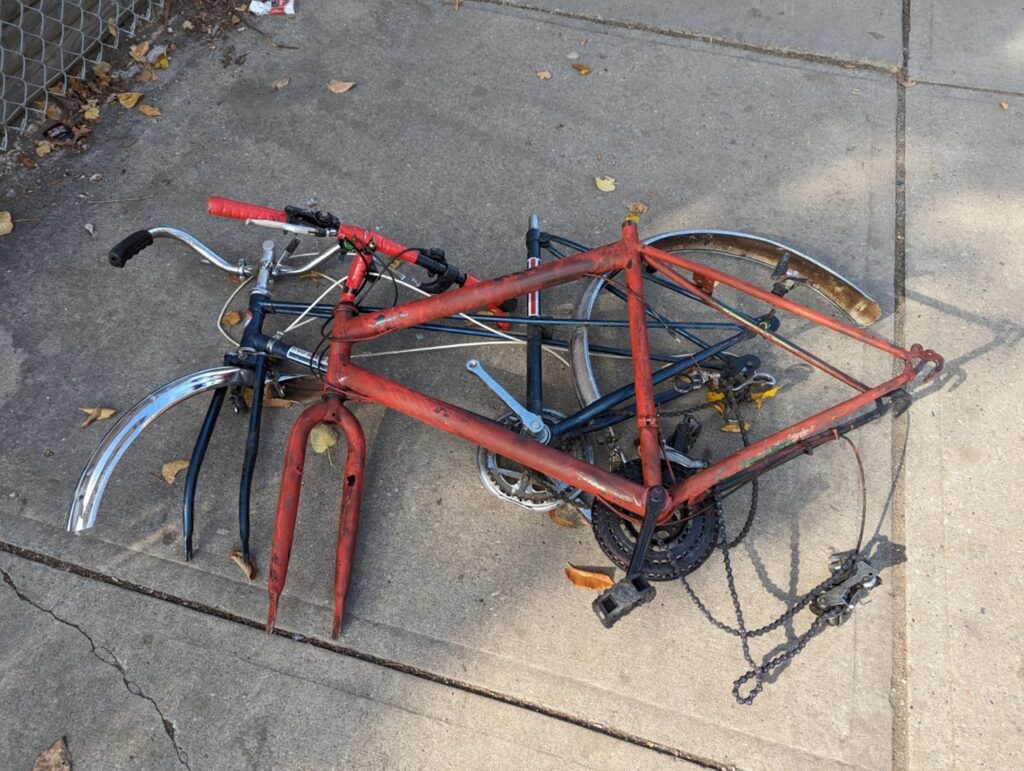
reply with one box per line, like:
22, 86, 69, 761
0, 541, 733, 770
468, 0, 1024, 99
0, 566, 192, 770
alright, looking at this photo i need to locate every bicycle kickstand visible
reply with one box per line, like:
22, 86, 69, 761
266, 394, 367, 638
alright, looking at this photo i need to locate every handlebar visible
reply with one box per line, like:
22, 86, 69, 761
207, 196, 288, 223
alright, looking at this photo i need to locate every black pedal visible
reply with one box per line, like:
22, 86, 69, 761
592, 574, 657, 628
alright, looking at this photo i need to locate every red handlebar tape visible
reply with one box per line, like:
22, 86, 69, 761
207, 196, 289, 223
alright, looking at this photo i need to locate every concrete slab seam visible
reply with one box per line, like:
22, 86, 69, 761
464, 0, 897, 74
890, 1, 911, 769
0, 542, 734, 771
0, 564, 193, 770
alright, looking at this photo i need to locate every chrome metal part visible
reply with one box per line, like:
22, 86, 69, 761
476, 409, 594, 511
465, 359, 549, 441
66, 366, 254, 533
570, 229, 883, 408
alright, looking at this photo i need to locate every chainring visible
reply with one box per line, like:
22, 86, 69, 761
477, 409, 594, 511
591, 459, 719, 581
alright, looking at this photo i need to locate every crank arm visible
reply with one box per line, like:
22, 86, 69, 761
67, 366, 254, 533
465, 359, 550, 442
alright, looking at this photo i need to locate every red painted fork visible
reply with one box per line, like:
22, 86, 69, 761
266, 396, 366, 638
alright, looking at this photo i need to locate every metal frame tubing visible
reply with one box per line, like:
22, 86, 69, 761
268, 221, 942, 633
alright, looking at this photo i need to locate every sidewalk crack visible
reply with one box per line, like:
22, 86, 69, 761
1, 567, 192, 770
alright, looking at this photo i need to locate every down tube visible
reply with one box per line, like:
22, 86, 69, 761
339, 366, 648, 515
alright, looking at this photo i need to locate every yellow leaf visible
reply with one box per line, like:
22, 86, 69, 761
154, 53, 170, 70
271, 77, 290, 91
220, 310, 242, 326
129, 41, 150, 62
572, 63, 592, 76
228, 550, 257, 580
565, 564, 614, 590
79, 407, 116, 428
138, 104, 162, 117
310, 423, 339, 454
594, 175, 616, 192
83, 104, 100, 121
35, 140, 53, 158
706, 390, 725, 402
750, 385, 779, 409
536, 70, 552, 80
1000, 102, 1009, 110
0, 211, 12, 237
161, 459, 189, 484
548, 508, 580, 528
720, 421, 751, 433
117, 92, 143, 108
327, 80, 356, 94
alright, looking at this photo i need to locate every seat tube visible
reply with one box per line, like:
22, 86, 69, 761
525, 214, 543, 414
625, 242, 663, 488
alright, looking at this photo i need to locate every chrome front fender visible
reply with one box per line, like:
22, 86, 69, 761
67, 366, 253, 533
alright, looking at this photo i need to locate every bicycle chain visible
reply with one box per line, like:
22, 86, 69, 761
660, 393, 854, 704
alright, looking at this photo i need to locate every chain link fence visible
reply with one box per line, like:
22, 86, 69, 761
1, 0, 165, 151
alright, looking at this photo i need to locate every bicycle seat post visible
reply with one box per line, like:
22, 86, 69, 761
526, 214, 543, 416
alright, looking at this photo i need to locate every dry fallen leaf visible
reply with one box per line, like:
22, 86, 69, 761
536, 70, 552, 80
45, 102, 63, 121
626, 201, 649, 215
161, 459, 190, 484
1000, 102, 1009, 110
129, 41, 150, 62
594, 175, 616, 192
182, 20, 195, 30
138, 104, 162, 117
136, 65, 156, 84
0, 211, 12, 237
220, 310, 242, 326
327, 80, 356, 94
548, 507, 580, 528
750, 385, 779, 409
228, 550, 257, 580
19, 154, 37, 170
572, 63, 592, 76
271, 77, 290, 91
310, 423, 339, 454
720, 421, 752, 433
84, 222, 95, 236
106, 17, 118, 38
83, 104, 101, 121
79, 407, 116, 428
32, 736, 71, 771
35, 140, 53, 157
117, 92, 143, 108
565, 564, 614, 590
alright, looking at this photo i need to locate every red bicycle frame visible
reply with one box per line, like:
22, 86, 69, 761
257, 215, 942, 637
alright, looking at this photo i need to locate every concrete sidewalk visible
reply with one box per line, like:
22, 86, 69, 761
1, 1, 1021, 768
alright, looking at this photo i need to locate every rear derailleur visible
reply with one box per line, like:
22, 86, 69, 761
811, 554, 880, 625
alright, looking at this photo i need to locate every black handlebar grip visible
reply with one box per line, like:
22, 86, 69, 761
108, 230, 154, 267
